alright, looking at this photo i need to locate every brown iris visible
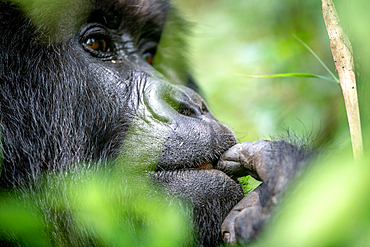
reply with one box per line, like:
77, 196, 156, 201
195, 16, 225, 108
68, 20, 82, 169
85, 37, 110, 52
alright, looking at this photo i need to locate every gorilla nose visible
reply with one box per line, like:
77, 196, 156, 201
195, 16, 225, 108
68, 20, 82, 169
144, 79, 212, 123
167, 85, 210, 119
176, 85, 212, 117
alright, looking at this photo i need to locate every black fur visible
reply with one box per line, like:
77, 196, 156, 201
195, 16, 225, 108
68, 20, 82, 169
0, 1, 243, 246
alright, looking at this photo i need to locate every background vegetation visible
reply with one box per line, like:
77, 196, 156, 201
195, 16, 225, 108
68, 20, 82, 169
173, 1, 370, 245
175, 0, 370, 150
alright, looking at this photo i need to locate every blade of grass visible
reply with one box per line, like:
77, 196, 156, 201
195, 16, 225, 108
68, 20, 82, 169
239, 73, 337, 82
292, 34, 339, 83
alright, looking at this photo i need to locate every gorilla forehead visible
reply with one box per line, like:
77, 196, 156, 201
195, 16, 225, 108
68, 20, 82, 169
93, 0, 169, 29
6, 0, 169, 43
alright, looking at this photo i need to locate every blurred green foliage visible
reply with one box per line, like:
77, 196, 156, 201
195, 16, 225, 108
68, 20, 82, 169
176, 0, 352, 149
8, 0, 92, 43
0, 165, 192, 246
174, 0, 370, 246
251, 146, 370, 247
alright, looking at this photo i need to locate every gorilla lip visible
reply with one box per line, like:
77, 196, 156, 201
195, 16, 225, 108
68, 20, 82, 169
156, 161, 214, 172
183, 161, 213, 171
195, 162, 213, 170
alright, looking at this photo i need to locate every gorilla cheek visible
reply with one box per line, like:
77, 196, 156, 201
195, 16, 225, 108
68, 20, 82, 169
117, 97, 173, 173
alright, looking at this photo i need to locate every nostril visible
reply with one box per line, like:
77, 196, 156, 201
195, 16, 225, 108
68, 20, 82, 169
161, 84, 212, 119
145, 78, 212, 123
160, 85, 204, 118
178, 102, 200, 117
166, 94, 202, 118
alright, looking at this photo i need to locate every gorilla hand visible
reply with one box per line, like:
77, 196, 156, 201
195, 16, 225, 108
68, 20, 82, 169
216, 140, 312, 244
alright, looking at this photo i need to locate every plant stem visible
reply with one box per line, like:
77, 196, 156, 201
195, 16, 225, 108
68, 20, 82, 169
321, 0, 363, 161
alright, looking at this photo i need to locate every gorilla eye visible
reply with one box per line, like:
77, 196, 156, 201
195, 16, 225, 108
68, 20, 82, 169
139, 40, 158, 65
85, 37, 110, 52
142, 49, 156, 65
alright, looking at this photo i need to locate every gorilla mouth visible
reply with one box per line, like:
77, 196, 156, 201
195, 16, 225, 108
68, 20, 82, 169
155, 142, 237, 177
155, 155, 233, 178
192, 162, 213, 170
155, 160, 217, 173
177, 161, 214, 171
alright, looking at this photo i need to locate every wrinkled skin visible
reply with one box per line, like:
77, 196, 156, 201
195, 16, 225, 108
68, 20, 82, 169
0, 0, 312, 246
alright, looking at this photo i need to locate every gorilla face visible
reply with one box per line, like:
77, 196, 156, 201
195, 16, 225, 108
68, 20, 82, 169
0, 0, 243, 246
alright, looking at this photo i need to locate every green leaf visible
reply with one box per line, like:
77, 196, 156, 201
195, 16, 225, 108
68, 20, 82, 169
240, 73, 338, 82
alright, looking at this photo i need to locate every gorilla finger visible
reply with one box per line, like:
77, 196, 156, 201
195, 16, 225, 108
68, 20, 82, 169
216, 140, 271, 180
221, 184, 270, 245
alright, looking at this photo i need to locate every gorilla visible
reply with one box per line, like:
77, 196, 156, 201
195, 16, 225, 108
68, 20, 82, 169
0, 0, 313, 246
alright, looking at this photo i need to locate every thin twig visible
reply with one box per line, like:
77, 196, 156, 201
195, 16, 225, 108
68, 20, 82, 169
321, 0, 363, 161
